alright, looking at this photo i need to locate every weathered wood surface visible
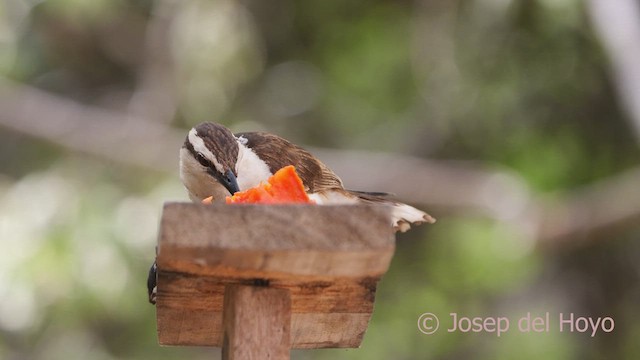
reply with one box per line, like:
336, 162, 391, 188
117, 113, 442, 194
156, 203, 394, 349
222, 285, 291, 360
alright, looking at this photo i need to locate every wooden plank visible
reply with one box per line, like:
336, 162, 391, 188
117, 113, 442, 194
159, 248, 392, 278
156, 203, 394, 348
156, 271, 379, 347
158, 203, 392, 250
222, 285, 291, 360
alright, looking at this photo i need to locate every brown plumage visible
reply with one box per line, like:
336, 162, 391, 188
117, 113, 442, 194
180, 122, 435, 232
235, 131, 344, 193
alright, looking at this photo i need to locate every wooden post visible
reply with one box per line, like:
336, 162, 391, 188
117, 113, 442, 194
222, 285, 291, 360
155, 203, 395, 353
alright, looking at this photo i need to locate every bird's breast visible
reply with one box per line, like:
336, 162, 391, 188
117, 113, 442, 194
235, 141, 273, 190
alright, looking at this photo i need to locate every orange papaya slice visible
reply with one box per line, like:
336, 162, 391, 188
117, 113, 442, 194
225, 165, 313, 204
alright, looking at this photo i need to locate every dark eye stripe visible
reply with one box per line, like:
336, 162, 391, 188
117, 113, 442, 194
185, 139, 213, 169
195, 152, 209, 167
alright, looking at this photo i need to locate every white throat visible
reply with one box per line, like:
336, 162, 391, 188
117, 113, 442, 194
235, 138, 272, 190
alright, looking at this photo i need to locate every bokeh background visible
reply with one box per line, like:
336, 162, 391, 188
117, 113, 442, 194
1, 0, 640, 359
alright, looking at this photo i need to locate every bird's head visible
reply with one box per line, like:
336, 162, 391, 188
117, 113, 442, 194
179, 122, 241, 202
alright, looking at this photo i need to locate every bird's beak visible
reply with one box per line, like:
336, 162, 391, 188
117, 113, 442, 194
224, 169, 240, 195
208, 167, 240, 195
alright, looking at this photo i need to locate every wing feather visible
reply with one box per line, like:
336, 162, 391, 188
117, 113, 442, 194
235, 131, 436, 231
235, 132, 344, 193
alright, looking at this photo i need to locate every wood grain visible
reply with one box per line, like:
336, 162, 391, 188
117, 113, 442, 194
222, 285, 291, 360
156, 203, 394, 348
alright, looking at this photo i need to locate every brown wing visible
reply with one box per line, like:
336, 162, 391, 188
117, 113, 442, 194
235, 131, 344, 193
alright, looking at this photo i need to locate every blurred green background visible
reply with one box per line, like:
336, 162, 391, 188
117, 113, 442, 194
1, 0, 639, 359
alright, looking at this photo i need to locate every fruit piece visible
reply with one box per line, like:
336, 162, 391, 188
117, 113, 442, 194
225, 165, 313, 204
201, 196, 214, 205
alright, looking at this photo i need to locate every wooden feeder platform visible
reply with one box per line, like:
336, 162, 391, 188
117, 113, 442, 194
155, 203, 395, 359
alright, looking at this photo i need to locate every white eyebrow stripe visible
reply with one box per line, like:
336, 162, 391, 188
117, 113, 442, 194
189, 128, 224, 173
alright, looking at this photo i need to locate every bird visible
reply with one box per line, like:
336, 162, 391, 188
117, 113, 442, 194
147, 121, 435, 304
147, 261, 157, 304
180, 122, 435, 230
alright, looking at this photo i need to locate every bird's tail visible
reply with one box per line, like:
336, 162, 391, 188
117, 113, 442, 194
311, 189, 435, 232
388, 202, 436, 232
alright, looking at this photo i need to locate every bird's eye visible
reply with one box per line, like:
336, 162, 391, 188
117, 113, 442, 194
195, 153, 209, 167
